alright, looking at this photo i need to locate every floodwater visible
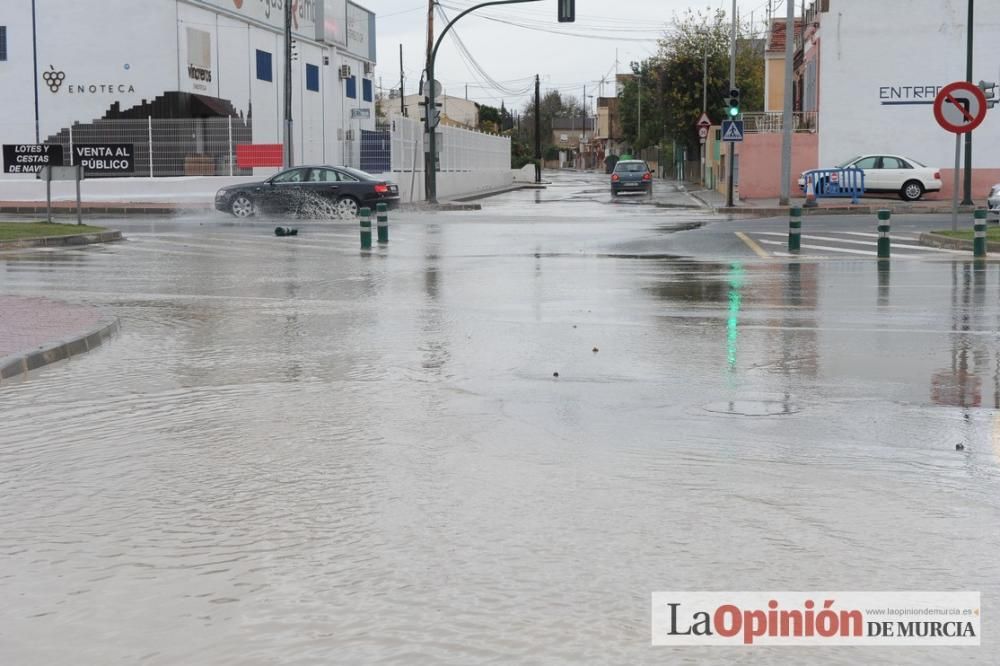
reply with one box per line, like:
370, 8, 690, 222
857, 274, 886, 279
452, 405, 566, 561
1, 181, 999, 664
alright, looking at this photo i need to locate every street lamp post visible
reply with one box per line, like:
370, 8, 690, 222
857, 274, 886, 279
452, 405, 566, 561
426, 0, 543, 203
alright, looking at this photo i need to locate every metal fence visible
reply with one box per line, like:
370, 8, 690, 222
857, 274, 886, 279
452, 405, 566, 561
5, 117, 254, 178
742, 112, 818, 133
3, 115, 511, 181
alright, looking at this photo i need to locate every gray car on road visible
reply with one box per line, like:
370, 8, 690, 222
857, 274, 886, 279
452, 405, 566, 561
610, 160, 653, 196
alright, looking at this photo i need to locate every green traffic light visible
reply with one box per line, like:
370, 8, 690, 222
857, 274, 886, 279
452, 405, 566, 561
728, 106, 739, 117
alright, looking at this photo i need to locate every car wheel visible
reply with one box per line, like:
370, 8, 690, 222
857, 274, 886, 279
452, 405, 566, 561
335, 195, 360, 218
230, 194, 255, 218
900, 180, 924, 202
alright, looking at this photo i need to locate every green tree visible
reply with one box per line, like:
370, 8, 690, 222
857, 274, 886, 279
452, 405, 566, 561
478, 103, 501, 132
618, 9, 765, 153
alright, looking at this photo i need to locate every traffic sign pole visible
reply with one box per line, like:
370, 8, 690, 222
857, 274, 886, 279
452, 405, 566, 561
952, 134, 961, 232
933, 82, 989, 231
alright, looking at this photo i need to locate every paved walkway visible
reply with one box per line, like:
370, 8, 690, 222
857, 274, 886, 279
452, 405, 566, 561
0, 296, 118, 383
0, 296, 102, 358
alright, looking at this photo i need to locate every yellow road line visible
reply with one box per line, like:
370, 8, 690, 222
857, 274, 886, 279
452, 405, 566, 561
735, 231, 770, 259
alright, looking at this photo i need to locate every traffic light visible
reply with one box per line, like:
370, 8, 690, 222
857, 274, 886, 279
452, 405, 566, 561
727, 88, 741, 117
558, 0, 575, 23
418, 97, 442, 128
979, 80, 997, 109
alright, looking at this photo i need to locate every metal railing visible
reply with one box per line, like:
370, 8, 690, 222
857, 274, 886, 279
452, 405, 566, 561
741, 112, 818, 134
2, 115, 511, 180
39, 117, 253, 178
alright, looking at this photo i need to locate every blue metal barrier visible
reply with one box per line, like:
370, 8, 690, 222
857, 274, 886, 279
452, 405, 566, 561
802, 167, 865, 204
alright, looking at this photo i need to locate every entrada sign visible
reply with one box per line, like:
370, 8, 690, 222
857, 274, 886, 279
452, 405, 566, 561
3, 144, 65, 174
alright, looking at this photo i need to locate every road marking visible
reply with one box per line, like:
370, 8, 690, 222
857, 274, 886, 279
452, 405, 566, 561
735, 231, 770, 259
754, 232, 965, 254
753, 232, 966, 254
838, 231, 921, 241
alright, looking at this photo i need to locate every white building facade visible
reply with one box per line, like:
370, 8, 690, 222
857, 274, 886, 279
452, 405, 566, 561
0, 0, 378, 176
816, 0, 1000, 197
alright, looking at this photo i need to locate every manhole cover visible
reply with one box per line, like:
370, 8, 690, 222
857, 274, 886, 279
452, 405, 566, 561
703, 400, 800, 416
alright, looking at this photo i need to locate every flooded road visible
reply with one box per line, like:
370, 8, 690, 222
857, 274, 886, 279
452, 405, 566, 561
1, 175, 999, 663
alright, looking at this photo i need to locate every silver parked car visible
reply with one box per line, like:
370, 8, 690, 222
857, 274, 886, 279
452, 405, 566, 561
988, 183, 1000, 211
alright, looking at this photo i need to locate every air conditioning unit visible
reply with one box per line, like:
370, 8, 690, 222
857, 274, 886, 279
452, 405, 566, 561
364, 62, 374, 75
338, 65, 351, 79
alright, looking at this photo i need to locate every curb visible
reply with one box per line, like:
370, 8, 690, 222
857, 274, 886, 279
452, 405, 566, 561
400, 202, 483, 212
919, 232, 1000, 253
713, 204, 980, 218
0, 316, 120, 385
0, 229, 123, 250
0, 204, 206, 216
450, 183, 547, 202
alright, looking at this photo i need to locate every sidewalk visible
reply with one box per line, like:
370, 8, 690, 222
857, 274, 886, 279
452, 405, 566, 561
0, 296, 119, 384
683, 183, 982, 216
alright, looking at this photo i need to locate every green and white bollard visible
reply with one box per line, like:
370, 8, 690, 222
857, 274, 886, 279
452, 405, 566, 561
360, 207, 372, 249
974, 209, 987, 258
877, 209, 891, 259
376, 202, 389, 244
788, 206, 802, 252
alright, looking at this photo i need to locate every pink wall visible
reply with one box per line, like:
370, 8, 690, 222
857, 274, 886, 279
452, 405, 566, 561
928, 170, 1000, 202
736, 133, 818, 199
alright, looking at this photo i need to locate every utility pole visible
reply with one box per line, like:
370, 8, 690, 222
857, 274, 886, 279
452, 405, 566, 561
582, 83, 586, 168
779, 0, 794, 205
962, 0, 974, 206
424, 0, 435, 202
702, 49, 708, 185
535, 73, 541, 183
726, 0, 737, 208
283, 0, 293, 167
637, 64, 642, 150
400, 44, 405, 116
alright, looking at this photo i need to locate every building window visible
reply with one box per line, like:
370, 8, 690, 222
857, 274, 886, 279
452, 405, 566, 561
306, 64, 319, 92
0, 26, 7, 62
256, 49, 272, 82
346, 75, 356, 99
362, 78, 373, 102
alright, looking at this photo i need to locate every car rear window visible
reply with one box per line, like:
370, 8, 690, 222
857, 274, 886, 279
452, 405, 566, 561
614, 162, 647, 173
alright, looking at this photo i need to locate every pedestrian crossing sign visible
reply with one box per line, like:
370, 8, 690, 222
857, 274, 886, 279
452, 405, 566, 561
721, 120, 744, 142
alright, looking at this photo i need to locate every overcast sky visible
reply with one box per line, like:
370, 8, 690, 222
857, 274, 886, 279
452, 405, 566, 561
363, 0, 792, 112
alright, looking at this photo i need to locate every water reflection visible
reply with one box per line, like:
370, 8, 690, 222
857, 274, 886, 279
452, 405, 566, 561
932, 262, 991, 409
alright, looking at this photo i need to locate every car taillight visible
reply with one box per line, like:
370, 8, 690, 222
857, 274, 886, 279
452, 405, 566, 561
374, 183, 388, 193
933, 171, 941, 180
643, 172, 651, 181
611, 174, 620, 182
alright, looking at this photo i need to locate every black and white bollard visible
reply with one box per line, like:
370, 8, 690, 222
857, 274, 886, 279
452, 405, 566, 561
877, 210, 890, 259
360, 207, 372, 249
974, 209, 987, 258
788, 206, 802, 252
376, 203, 389, 244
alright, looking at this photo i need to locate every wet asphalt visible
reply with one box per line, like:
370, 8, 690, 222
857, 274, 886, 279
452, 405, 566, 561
0, 171, 998, 664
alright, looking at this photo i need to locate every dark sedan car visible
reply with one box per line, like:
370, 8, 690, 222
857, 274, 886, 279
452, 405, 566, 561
610, 160, 653, 196
215, 165, 400, 218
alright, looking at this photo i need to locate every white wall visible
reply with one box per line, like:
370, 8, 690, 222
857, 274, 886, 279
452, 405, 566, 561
0, 0, 177, 154
818, 0, 1000, 169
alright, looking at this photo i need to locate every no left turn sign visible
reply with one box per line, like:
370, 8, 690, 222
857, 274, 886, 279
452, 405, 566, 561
934, 81, 987, 134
